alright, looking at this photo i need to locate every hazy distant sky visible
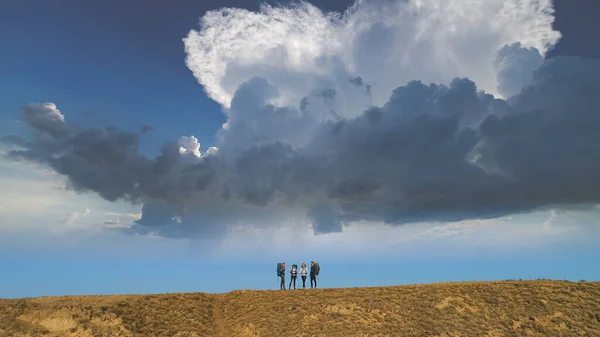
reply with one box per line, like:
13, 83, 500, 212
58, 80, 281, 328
1, 0, 599, 298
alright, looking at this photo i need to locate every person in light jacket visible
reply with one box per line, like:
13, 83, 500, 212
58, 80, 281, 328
300, 263, 308, 288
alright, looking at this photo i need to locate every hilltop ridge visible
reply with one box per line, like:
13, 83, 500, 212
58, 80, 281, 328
2, 280, 600, 336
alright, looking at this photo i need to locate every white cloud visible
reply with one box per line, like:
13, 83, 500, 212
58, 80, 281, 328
104, 212, 142, 220
178, 135, 202, 158
204, 208, 596, 262
63, 212, 79, 226
23, 102, 65, 124
62, 208, 91, 227
102, 219, 131, 230
184, 0, 560, 111
100, 212, 142, 230
0, 162, 70, 226
542, 209, 558, 231
0, 159, 140, 235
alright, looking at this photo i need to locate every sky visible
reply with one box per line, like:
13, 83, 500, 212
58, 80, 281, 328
0, 0, 599, 298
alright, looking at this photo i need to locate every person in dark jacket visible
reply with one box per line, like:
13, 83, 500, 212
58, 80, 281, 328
279, 263, 286, 290
289, 264, 298, 289
310, 261, 317, 288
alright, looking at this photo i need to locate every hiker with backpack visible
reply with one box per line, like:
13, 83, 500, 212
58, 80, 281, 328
300, 263, 308, 288
310, 261, 320, 288
277, 262, 286, 290
289, 264, 298, 289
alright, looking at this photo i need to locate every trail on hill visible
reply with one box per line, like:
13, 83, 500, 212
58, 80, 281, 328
211, 295, 227, 337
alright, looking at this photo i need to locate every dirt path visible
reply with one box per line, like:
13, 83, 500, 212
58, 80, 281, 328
211, 295, 227, 337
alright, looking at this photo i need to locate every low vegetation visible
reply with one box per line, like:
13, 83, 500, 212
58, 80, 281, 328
2, 280, 599, 336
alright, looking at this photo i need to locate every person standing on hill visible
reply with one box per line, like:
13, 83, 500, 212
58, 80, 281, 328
279, 262, 286, 290
300, 263, 308, 288
289, 264, 298, 289
310, 261, 318, 288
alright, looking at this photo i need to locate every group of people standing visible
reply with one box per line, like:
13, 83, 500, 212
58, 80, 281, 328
277, 261, 320, 290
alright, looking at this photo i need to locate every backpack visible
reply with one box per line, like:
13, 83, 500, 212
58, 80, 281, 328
314, 262, 320, 276
277, 262, 282, 276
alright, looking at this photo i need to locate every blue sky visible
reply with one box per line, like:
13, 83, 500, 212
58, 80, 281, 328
1, 0, 600, 299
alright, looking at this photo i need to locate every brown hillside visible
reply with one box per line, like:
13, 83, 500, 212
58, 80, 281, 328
1, 280, 599, 337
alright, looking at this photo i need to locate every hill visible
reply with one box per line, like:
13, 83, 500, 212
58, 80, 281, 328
1, 280, 599, 336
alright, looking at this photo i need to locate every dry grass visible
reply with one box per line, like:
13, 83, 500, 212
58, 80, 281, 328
2, 280, 599, 336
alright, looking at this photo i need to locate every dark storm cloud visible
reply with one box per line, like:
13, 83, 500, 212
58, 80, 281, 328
6, 105, 221, 205
476, 56, 600, 206
6, 54, 600, 237
8, 123, 149, 202
307, 204, 343, 234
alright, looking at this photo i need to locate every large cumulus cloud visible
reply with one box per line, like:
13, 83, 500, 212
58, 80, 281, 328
6, 55, 600, 237
5, 0, 600, 239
